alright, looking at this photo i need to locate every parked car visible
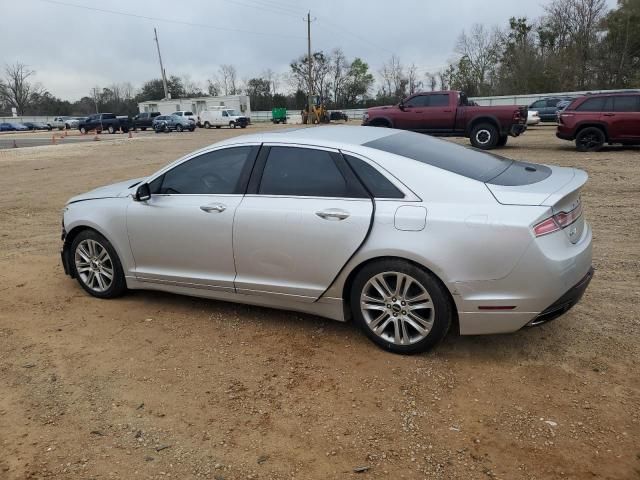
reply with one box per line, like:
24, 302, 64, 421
60, 126, 592, 354
528, 97, 576, 122
50, 116, 80, 130
527, 110, 541, 126
199, 109, 249, 129
152, 114, 196, 133
0, 122, 28, 131
171, 111, 198, 125
330, 111, 349, 122
78, 113, 131, 134
132, 112, 161, 131
557, 92, 640, 151
22, 121, 52, 131
362, 90, 528, 149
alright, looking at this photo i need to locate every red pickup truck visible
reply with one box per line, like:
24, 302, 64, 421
362, 91, 528, 149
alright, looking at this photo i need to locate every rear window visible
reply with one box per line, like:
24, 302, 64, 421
363, 131, 550, 185
613, 96, 639, 112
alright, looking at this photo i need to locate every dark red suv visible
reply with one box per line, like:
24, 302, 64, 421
557, 92, 640, 151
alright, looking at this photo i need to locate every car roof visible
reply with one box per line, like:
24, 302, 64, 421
216, 125, 398, 148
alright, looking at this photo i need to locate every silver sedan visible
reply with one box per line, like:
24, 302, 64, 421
60, 126, 593, 354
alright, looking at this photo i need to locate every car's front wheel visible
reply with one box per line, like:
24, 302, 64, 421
176, 124, 184, 132
575, 127, 605, 152
350, 260, 452, 354
71, 230, 126, 299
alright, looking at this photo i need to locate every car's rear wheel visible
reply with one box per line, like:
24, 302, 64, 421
470, 123, 499, 149
350, 260, 452, 354
79, 127, 87, 135
108, 125, 115, 134
204, 121, 211, 129
576, 127, 605, 152
71, 230, 126, 299
176, 124, 184, 132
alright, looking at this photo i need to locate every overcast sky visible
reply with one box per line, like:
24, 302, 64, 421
2, 0, 618, 100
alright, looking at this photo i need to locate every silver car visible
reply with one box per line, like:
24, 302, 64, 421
60, 126, 593, 354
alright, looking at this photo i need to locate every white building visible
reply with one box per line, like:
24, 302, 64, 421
137, 95, 251, 116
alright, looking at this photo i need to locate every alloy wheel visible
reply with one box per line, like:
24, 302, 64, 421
74, 239, 114, 293
360, 272, 435, 345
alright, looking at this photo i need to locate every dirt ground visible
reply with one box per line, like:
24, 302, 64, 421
0, 124, 638, 480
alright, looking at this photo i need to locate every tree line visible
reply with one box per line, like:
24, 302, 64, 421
1, 0, 637, 116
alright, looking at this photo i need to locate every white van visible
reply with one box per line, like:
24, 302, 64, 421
199, 109, 249, 129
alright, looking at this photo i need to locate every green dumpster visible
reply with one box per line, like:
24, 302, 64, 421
271, 107, 287, 124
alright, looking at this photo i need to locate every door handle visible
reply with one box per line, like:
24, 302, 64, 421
443, 109, 453, 112
316, 209, 350, 221
200, 204, 226, 213
603, 113, 615, 116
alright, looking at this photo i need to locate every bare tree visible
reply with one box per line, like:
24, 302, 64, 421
379, 55, 406, 98
329, 48, 349, 105
455, 24, 502, 95
407, 63, 422, 94
262, 68, 280, 95
0, 62, 42, 115
425, 72, 438, 91
219, 64, 238, 95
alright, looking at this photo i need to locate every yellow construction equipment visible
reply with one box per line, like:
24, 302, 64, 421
302, 95, 329, 124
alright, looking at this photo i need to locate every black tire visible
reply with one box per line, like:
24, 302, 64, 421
141, 127, 147, 131
350, 259, 452, 354
47, 126, 52, 131
240, 125, 246, 128
58, 127, 64, 131
189, 126, 195, 131
70, 230, 126, 299
176, 124, 184, 132
79, 127, 87, 135
65, 123, 70, 129
497, 135, 508, 147
470, 122, 499, 150
204, 121, 211, 129
108, 125, 115, 134
229, 121, 236, 129
215, 125, 221, 129
575, 127, 605, 152
122, 127, 129, 133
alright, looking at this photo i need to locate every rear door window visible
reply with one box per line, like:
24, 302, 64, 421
259, 147, 350, 197
428, 94, 450, 107
613, 96, 639, 112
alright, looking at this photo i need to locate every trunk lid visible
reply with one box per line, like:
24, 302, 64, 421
486, 165, 587, 243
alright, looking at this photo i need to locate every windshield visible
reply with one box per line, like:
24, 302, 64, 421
225, 110, 238, 116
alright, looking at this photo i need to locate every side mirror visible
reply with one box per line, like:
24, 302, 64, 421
134, 183, 151, 202
398, 100, 406, 111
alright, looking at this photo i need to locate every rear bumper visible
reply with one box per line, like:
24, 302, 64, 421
527, 267, 594, 326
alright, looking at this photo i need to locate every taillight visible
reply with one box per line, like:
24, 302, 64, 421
533, 203, 583, 237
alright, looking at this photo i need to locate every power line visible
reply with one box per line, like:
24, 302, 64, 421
226, 0, 302, 20
36, 0, 305, 39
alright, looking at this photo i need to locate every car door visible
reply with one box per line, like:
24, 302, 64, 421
126, 145, 258, 290
233, 145, 373, 301
396, 95, 428, 130
606, 95, 640, 140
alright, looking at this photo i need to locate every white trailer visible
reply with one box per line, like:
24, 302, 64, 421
137, 95, 251, 118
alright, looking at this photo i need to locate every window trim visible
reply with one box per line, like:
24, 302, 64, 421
246, 143, 368, 199
145, 144, 260, 196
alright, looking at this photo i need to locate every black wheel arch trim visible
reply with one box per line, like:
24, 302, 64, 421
466, 115, 502, 136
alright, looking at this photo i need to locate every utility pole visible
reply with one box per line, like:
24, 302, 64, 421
307, 11, 314, 124
154, 27, 170, 100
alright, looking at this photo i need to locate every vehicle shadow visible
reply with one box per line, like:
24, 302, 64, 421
123, 289, 555, 361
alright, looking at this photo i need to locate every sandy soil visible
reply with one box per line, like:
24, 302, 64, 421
0, 124, 638, 480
